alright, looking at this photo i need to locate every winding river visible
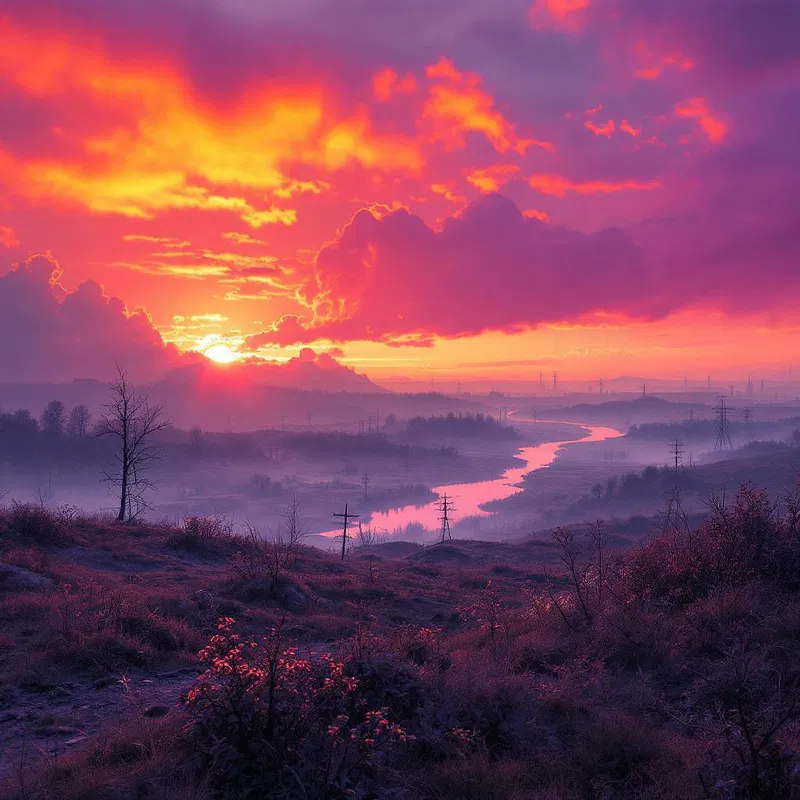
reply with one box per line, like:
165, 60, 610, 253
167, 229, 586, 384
324, 420, 623, 538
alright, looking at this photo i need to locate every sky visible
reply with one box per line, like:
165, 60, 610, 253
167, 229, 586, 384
1, 0, 799, 385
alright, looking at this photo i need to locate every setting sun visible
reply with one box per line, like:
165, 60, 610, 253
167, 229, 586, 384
203, 343, 239, 364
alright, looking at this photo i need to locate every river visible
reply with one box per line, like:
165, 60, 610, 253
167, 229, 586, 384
322, 420, 623, 540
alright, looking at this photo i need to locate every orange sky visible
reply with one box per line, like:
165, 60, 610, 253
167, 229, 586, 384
1, 2, 799, 384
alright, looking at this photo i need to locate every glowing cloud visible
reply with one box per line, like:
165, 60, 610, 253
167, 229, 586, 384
372, 68, 417, 101
223, 232, 267, 246
585, 119, 615, 137
466, 164, 520, 193
529, 0, 590, 32
0, 18, 422, 220
423, 58, 553, 155
675, 97, 729, 143
633, 42, 696, 80
619, 120, 642, 138
528, 174, 660, 197
0, 225, 19, 247
522, 209, 551, 222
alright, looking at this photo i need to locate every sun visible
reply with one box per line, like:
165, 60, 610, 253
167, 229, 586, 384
203, 343, 239, 364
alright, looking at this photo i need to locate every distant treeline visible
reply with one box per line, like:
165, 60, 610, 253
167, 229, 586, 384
627, 417, 800, 442
270, 431, 457, 461
190, 428, 458, 463
405, 412, 518, 441
0, 401, 462, 471
0, 401, 106, 467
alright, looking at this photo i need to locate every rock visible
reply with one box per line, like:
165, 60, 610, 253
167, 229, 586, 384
0, 563, 54, 592
143, 705, 170, 718
191, 589, 216, 610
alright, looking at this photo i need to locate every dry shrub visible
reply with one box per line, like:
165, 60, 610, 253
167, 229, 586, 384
6, 581, 206, 673
1, 502, 73, 546
166, 515, 235, 557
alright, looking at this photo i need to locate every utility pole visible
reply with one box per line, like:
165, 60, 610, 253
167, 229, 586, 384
552, 371, 558, 391
333, 503, 359, 561
362, 473, 370, 500
437, 493, 454, 543
713, 396, 734, 451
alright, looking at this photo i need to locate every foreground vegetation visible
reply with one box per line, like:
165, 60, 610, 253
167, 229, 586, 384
2, 483, 800, 798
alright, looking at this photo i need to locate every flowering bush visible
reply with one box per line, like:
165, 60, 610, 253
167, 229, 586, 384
184, 617, 414, 797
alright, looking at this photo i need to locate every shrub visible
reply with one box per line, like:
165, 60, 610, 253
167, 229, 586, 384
166, 514, 235, 556
1, 501, 71, 545
184, 617, 414, 797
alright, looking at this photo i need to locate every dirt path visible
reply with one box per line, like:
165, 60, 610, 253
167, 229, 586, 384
0, 665, 198, 788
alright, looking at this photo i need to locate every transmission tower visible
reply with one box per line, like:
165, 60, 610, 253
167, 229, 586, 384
437, 493, 454, 543
742, 407, 754, 424
713, 396, 734, 451
670, 438, 684, 475
552, 371, 559, 391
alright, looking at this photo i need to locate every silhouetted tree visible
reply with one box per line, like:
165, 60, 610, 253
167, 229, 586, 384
97, 367, 169, 522
189, 425, 204, 450
40, 400, 66, 437
66, 404, 92, 438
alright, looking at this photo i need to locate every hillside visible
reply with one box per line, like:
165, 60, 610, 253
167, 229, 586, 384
2, 487, 800, 798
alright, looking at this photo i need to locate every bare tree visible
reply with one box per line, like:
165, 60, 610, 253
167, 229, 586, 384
40, 400, 66, 437
97, 367, 169, 522
231, 498, 309, 593
188, 425, 203, 450
66, 404, 92, 438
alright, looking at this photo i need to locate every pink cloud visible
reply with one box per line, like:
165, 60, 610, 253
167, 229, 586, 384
0, 254, 181, 382
246, 194, 655, 346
